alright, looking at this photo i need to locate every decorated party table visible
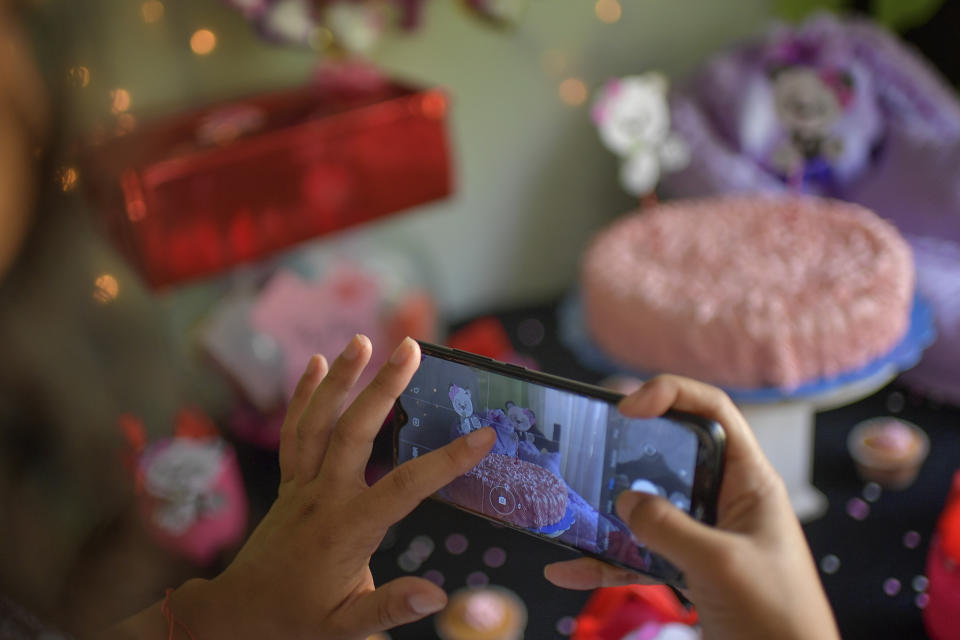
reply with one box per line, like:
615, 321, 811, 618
234, 299, 955, 639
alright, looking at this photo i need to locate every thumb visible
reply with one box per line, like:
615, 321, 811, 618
336, 577, 447, 635
617, 491, 724, 571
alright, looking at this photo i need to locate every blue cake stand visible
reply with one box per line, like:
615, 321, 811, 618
560, 293, 936, 521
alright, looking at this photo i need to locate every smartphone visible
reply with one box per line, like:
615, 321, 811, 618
389, 342, 725, 587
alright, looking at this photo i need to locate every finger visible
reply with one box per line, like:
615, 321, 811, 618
294, 334, 372, 483
357, 427, 495, 529
544, 558, 656, 590
618, 375, 764, 468
333, 577, 447, 636
279, 354, 327, 483
319, 337, 420, 485
617, 490, 725, 571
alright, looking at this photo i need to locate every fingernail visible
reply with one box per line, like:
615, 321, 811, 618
305, 354, 321, 376
408, 591, 446, 615
466, 427, 495, 449
618, 383, 646, 405
342, 334, 365, 361
390, 337, 415, 366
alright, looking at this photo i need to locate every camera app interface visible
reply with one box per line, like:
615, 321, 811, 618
395, 353, 699, 575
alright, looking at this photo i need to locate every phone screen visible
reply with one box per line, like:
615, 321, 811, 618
394, 350, 703, 582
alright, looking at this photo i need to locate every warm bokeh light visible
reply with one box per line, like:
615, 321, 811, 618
541, 49, 567, 76
68, 66, 91, 89
58, 167, 79, 192
110, 88, 131, 114
594, 0, 622, 23
141, 0, 165, 24
190, 29, 217, 55
93, 274, 119, 304
558, 77, 588, 106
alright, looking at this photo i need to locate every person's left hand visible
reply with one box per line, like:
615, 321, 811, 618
158, 336, 496, 639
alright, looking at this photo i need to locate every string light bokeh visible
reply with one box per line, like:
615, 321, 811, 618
190, 29, 217, 56
141, 0, 165, 24
93, 274, 120, 303
110, 88, 131, 114
68, 65, 90, 89
57, 167, 79, 192
594, 0, 622, 24
558, 77, 588, 106
65, 1, 637, 152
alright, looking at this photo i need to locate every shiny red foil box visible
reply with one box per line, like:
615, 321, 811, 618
83, 82, 453, 288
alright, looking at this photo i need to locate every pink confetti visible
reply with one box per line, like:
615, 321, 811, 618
820, 554, 840, 575
556, 616, 577, 635
423, 569, 444, 587
883, 578, 901, 596
445, 533, 469, 555
409, 535, 435, 561
903, 531, 922, 549
397, 551, 421, 572
915, 593, 930, 609
482, 547, 507, 568
466, 571, 489, 587
846, 497, 870, 521
862, 482, 882, 503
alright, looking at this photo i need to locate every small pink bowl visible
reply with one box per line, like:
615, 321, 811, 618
847, 417, 929, 490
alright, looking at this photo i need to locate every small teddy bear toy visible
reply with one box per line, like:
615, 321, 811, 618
768, 65, 853, 190
449, 383, 483, 435
592, 72, 690, 197
122, 410, 248, 566
505, 401, 537, 444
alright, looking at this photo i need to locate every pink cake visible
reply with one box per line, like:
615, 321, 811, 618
581, 195, 915, 389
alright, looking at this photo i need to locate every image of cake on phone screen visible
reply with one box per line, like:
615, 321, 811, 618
394, 351, 701, 579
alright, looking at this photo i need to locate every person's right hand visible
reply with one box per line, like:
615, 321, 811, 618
544, 375, 840, 640
103, 336, 496, 640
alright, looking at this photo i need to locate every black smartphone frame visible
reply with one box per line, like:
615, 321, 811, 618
389, 341, 726, 585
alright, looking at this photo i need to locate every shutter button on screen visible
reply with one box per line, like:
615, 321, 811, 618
490, 485, 517, 515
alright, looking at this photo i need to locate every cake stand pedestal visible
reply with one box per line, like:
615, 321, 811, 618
736, 367, 896, 522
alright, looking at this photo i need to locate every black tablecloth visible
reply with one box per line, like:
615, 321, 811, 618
237, 301, 960, 639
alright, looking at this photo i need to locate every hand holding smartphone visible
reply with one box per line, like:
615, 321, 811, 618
390, 342, 725, 587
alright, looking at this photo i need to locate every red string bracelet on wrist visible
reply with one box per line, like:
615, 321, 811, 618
161, 588, 196, 640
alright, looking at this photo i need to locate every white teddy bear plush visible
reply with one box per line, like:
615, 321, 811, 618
592, 72, 690, 196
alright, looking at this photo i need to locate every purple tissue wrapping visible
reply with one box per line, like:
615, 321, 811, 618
661, 13, 960, 399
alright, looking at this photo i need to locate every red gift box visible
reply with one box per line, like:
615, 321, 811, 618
83, 79, 453, 288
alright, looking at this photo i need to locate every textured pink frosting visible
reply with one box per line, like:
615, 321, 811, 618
446, 454, 568, 529
581, 195, 915, 389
